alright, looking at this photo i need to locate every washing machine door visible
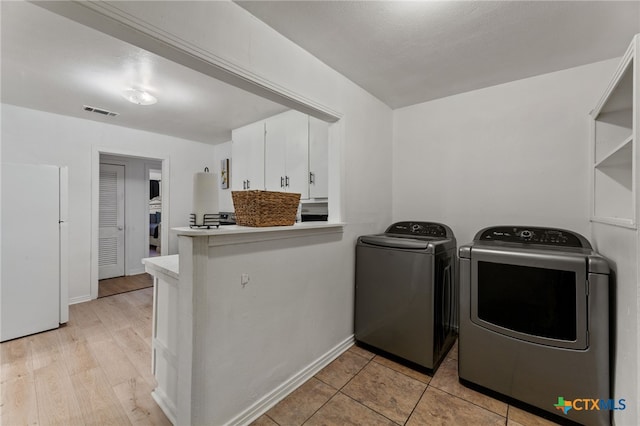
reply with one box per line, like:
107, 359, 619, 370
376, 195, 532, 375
469, 247, 589, 350
359, 234, 431, 250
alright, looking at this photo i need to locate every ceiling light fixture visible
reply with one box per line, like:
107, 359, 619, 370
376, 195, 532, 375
122, 88, 157, 105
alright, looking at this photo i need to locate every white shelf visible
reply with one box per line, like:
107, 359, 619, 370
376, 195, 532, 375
591, 35, 636, 228
593, 43, 633, 116
599, 63, 633, 114
591, 216, 637, 229
595, 136, 633, 168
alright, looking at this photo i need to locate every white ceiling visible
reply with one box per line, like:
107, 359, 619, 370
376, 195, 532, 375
0, 1, 288, 144
2, 2, 639, 145
236, 1, 640, 108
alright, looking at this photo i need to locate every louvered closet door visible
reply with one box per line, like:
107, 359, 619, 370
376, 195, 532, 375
99, 163, 125, 279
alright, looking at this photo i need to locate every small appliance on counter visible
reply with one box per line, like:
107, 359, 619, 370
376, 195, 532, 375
218, 212, 236, 225
301, 201, 328, 222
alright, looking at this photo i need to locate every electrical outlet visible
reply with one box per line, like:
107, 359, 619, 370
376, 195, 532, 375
241, 273, 250, 286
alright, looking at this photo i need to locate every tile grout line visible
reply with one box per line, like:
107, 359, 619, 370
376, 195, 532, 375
369, 356, 433, 386
426, 381, 509, 421
339, 348, 432, 425
337, 391, 404, 426
302, 354, 372, 425
402, 383, 430, 425
335, 353, 410, 426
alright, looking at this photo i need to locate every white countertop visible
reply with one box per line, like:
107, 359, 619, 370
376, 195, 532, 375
172, 221, 344, 237
142, 254, 179, 280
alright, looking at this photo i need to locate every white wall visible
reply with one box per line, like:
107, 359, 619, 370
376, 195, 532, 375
212, 141, 234, 212
592, 223, 638, 425
100, 154, 161, 276
1, 104, 216, 302
393, 58, 619, 245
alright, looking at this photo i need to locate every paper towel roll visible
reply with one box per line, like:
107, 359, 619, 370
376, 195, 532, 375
193, 171, 219, 225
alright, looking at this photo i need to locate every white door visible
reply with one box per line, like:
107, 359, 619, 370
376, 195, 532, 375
1, 163, 61, 341
99, 163, 125, 279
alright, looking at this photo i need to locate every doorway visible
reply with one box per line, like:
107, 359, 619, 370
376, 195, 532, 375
96, 152, 165, 298
148, 167, 162, 257
98, 163, 125, 280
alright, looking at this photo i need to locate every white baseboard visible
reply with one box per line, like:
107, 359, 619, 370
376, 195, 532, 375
127, 267, 146, 276
227, 334, 355, 426
68, 295, 92, 305
152, 388, 177, 425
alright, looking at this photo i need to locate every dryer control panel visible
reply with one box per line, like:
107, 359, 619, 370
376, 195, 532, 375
386, 222, 448, 238
476, 226, 588, 248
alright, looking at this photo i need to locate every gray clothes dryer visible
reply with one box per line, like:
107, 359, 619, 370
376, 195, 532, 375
355, 221, 457, 371
459, 226, 611, 426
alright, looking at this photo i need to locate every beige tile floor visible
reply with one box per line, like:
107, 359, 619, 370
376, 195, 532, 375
252, 342, 561, 426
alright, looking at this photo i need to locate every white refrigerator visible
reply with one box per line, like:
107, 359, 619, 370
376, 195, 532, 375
1, 163, 69, 342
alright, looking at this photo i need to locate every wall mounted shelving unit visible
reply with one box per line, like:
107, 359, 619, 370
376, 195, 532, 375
591, 35, 637, 229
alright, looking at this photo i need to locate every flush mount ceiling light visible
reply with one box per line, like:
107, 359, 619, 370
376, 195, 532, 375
122, 88, 157, 105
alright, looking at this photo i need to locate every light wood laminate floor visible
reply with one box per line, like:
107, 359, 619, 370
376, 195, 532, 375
1, 287, 171, 426
98, 273, 153, 298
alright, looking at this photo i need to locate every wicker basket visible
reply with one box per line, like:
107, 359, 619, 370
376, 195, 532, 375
232, 190, 301, 227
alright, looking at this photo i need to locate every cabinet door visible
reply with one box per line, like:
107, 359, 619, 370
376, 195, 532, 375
265, 110, 309, 198
264, 112, 287, 192
284, 111, 309, 199
309, 116, 329, 199
231, 120, 265, 191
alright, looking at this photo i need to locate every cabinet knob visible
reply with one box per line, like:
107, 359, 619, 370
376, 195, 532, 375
281, 176, 285, 188
309, 172, 315, 185
285, 176, 290, 187
247, 180, 250, 189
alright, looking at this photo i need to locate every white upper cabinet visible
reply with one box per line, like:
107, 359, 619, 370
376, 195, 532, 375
231, 109, 329, 202
231, 120, 265, 191
309, 116, 329, 199
590, 35, 637, 228
265, 110, 310, 199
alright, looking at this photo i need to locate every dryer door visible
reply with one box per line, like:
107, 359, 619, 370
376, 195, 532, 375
469, 247, 588, 350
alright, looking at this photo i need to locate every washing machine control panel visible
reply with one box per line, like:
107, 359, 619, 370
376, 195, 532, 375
477, 226, 584, 247
386, 222, 447, 238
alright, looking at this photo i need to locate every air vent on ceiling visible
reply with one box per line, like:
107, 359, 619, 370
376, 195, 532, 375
83, 105, 119, 117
